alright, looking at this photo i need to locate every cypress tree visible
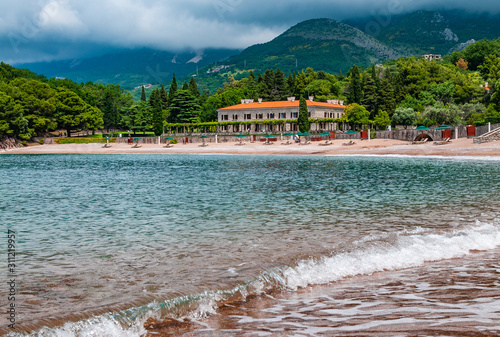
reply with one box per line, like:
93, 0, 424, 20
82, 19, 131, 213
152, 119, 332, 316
141, 85, 146, 102
274, 69, 286, 100
159, 84, 168, 110
347, 65, 363, 104
378, 68, 396, 117
151, 96, 164, 136
362, 74, 378, 119
167, 74, 177, 107
188, 77, 200, 97
298, 95, 309, 132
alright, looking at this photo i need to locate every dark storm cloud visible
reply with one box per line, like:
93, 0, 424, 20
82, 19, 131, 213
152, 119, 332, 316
1, 0, 500, 64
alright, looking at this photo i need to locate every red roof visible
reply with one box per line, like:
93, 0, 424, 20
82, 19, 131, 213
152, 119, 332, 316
218, 100, 346, 111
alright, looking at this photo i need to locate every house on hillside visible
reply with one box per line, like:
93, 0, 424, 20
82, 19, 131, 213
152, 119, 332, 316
423, 54, 442, 61
217, 97, 346, 133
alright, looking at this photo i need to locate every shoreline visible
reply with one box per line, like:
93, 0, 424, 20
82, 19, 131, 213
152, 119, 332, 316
2, 138, 500, 157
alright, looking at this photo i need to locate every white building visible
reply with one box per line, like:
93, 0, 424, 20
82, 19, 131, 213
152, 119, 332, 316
217, 97, 346, 133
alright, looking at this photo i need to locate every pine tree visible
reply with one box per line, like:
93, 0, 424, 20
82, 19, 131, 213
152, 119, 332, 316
188, 77, 200, 97
141, 85, 146, 102
159, 84, 168, 110
347, 65, 363, 104
274, 69, 287, 100
378, 68, 396, 117
167, 74, 177, 107
103, 91, 118, 131
298, 96, 309, 132
169, 90, 201, 123
260, 69, 274, 100
151, 96, 164, 136
362, 74, 378, 119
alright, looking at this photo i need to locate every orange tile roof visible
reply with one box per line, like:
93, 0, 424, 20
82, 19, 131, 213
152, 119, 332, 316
218, 100, 346, 111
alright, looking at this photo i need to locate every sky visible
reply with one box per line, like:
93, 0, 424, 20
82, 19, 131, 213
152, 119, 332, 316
2, 0, 500, 65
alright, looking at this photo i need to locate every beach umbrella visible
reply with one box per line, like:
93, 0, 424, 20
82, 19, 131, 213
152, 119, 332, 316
235, 134, 246, 143
263, 134, 275, 144
434, 124, 453, 130
282, 132, 294, 137
200, 135, 209, 144
344, 130, 358, 140
414, 126, 431, 131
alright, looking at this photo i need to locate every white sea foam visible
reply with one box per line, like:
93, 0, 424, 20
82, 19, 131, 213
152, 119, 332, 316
17, 221, 500, 337
283, 221, 500, 290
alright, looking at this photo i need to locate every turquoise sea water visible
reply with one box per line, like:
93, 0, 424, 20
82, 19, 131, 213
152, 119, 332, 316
1, 154, 499, 336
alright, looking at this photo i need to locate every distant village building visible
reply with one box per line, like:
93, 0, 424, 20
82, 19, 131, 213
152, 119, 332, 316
217, 97, 346, 133
423, 54, 442, 61
134, 84, 153, 90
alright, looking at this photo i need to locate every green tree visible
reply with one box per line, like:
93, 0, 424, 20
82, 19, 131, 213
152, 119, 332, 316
392, 107, 417, 129
298, 96, 309, 132
159, 84, 168, 109
362, 74, 378, 119
347, 65, 363, 104
151, 97, 164, 136
141, 85, 147, 102
102, 91, 119, 131
188, 77, 200, 98
344, 103, 370, 129
378, 69, 396, 116
168, 74, 178, 107
373, 110, 391, 130
169, 90, 201, 123
55, 88, 103, 136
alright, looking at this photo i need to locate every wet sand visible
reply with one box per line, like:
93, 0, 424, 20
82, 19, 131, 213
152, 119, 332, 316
3, 138, 500, 157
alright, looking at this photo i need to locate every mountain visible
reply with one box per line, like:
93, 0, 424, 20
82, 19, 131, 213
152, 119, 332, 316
14, 10, 500, 94
16, 48, 240, 90
345, 10, 500, 55
227, 18, 407, 76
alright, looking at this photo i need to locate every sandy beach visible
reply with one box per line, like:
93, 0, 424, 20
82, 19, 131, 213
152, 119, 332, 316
3, 138, 500, 157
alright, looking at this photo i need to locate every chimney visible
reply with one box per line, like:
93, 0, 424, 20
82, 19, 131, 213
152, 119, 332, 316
287, 96, 295, 102
339, 100, 344, 106
309, 96, 314, 101
241, 99, 245, 104
258, 98, 262, 103
333, 100, 339, 105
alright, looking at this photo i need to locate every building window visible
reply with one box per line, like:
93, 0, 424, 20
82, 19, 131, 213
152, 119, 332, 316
280, 113, 286, 119
244, 113, 251, 120
269, 113, 275, 119
233, 115, 238, 120
223, 115, 229, 121
292, 112, 298, 118
258, 113, 263, 119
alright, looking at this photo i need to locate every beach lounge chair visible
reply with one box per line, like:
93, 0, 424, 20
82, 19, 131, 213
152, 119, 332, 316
199, 143, 209, 147
342, 140, 356, 146
235, 142, 246, 146
319, 140, 333, 146
281, 140, 292, 145
102, 143, 112, 148
164, 144, 173, 148
132, 144, 142, 148
298, 141, 311, 145
433, 137, 452, 145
